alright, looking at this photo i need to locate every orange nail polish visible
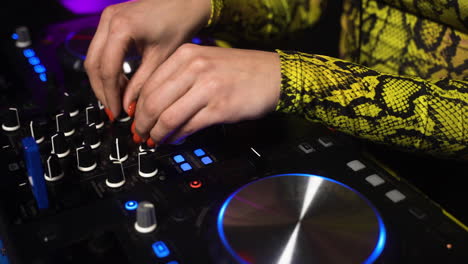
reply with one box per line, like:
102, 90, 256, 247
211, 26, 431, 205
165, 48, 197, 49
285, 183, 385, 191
133, 133, 142, 144
127, 101, 136, 117
104, 108, 114, 122
147, 138, 156, 148
131, 121, 136, 134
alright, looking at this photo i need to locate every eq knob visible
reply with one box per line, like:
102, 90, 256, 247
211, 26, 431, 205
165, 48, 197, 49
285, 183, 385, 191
2, 107, 20, 132
55, 112, 75, 137
116, 112, 131, 123
134, 201, 157, 233
83, 123, 101, 149
29, 120, 45, 144
85, 105, 104, 129
76, 144, 97, 172
106, 161, 126, 188
50, 132, 70, 158
15, 26, 31, 48
109, 137, 128, 162
44, 154, 64, 182
138, 151, 158, 178
64, 92, 79, 117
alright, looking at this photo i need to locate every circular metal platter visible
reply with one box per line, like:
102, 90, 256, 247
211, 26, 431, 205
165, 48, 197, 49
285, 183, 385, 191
217, 174, 386, 264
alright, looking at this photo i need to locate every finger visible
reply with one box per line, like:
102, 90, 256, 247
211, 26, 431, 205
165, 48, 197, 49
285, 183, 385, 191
100, 15, 133, 117
84, 5, 117, 107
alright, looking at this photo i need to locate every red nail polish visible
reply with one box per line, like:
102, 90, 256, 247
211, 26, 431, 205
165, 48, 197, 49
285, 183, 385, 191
127, 101, 136, 117
133, 133, 142, 144
146, 138, 156, 148
104, 108, 114, 122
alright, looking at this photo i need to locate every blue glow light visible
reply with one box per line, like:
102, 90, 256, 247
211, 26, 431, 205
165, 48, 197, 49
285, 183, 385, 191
191, 37, 202, 44
23, 49, 35, 58
173, 154, 185, 163
217, 173, 387, 264
152, 241, 170, 258
11, 33, 18, 40
28, 57, 40, 65
194, 148, 206, 157
34, 65, 46, 73
166, 261, 179, 264
39, 73, 47, 82
124, 200, 138, 211
201, 156, 213, 165
180, 163, 192, 171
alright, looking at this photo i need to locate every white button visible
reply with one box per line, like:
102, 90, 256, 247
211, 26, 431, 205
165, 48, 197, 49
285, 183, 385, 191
298, 143, 315, 154
385, 189, 406, 203
346, 160, 366, 171
365, 174, 385, 186
318, 137, 333, 147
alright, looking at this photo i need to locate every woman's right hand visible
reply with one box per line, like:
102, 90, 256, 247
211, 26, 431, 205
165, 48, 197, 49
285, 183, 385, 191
84, 0, 212, 118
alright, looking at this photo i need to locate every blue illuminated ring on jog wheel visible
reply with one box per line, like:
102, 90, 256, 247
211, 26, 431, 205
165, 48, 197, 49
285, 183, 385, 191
217, 174, 386, 264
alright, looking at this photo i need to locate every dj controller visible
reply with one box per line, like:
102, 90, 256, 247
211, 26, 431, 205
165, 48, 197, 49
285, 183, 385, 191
1, 13, 468, 264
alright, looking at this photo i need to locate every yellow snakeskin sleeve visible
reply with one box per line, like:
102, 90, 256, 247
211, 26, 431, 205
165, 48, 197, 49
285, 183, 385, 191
209, 0, 468, 159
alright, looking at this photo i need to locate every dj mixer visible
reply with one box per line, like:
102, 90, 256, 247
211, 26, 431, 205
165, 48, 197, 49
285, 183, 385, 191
1, 13, 468, 264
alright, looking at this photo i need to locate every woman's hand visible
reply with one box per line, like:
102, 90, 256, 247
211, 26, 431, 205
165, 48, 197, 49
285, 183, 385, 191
84, 0, 212, 118
133, 44, 282, 145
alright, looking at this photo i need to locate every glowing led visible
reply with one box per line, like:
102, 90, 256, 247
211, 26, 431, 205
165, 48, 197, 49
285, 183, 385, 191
39, 73, 47, 82
34, 65, 46, 73
125, 200, 138, 210
23, 49, 35, 58
193, 148, 205, 157
123, 61, 132, 74
11, 33, 18, 40
189, 180, 202, 189
29, 57, 40, 65
152, 241, 170, 258
191, 37, 202, 44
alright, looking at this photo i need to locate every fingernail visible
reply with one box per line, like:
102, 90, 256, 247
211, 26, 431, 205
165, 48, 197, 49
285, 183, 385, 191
132, 133, 142, 144
127, 101, 136, 117
104, 108, 114, 122
146, 138, 156, 148
131, 121, 136, 134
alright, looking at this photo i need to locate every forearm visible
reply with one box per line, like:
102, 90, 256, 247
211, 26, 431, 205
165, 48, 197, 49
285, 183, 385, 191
275, 50, 468, 159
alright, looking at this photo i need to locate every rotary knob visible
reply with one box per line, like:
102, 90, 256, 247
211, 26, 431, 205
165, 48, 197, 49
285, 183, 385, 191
55, 112, 75, 137
116, 111, 131, 123
2, 107, 20, 132
109, 137, 128, 162
76, 144, 97, 172
134, 201, 157, 233
106, 161, 126, 188
44, 154, 64, 182
83, 123, 101, 149
138, 151, 158, 178
64, 92, 79, 117
15, 26, 31, 48
29, 120, 45, 144
85, 105, 104, 129
50, 132, 70, 158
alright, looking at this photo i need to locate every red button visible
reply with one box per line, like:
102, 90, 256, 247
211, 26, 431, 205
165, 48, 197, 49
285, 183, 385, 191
190, 180, 202, 189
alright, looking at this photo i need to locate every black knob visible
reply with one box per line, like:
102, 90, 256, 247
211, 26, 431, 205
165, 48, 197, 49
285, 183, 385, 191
83, 123, 101, 149
76, 144, 97, 172
2, 107, 20, 132
50, 132, 70, 158
55, 112, 75, 137
116, 111, 131, 123
15, 26, 31, 48
106, 161, 126, 188
109, 137, 128, 162
138, 142, 156, 152
138, 151, 158, 178
85, 105, 104, 129
134, 201, 157, 233
44, 154, 64, 182
29, 120, 45, 144
64, 92, 79, 117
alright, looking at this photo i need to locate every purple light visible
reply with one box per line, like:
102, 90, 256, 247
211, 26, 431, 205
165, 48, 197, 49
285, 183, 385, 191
59, 0, 129, 14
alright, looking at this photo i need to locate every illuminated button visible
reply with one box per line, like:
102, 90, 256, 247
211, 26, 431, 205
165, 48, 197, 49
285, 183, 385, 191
180, 163, 192, 171
194, 148, 206, 157
152, 241, 170, 258
190, 180, 202, 189
167, 261, 179, 264
173, 155, 185, 163
28, 57, 40, 65
385, 189, 406, 203
365, 174, 385, 187
201, 156, 213, 165
346, 160, 366, 171
11, 33, 19, 40
39, 73, 47, 82
23, 49, 35, 58
125, 200, 138, 211
34, 64, 46, 73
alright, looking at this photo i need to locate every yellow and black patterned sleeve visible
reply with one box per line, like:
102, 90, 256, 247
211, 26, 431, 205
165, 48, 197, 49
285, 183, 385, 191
276, 51, 468, 159
208, 0, 326, 42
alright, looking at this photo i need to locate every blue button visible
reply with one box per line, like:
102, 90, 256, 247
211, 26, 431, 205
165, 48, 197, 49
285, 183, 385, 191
152, 241, 170, 258
23, 49, 35, 58
124, 200, 138, 211
173, 155, 185, 163
167, 261, 179, 264
193, 148, 206, 157
34, 65, 46, 73
28, 57, 40, 65
11, 33, 19, 40
39, 73, 47, 82
201, 156, 213, 165
180, 163, 192, 171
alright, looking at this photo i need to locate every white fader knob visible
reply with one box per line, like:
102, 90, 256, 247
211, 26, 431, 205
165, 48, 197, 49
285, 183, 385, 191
134, 201, 157, 233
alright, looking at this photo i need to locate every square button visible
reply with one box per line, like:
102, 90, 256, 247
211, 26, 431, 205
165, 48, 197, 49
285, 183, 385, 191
318, 137, 334, 147
298, 143, 315, 154
346, 160, 366, 171
365, 174, 385, 187
385, 189, 406, 203
173, 155, 185, 163
194, 148, 206, 157
201, 156, 213, 165
180, 163, 192, 171
152, 241, 170, 258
